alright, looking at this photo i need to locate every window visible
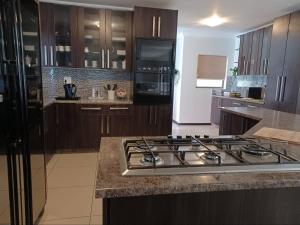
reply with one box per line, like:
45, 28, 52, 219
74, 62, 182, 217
196, 55, 228, 88
196, 79, 224, 88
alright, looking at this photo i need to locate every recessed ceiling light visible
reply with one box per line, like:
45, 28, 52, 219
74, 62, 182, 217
200, 15, 227, 27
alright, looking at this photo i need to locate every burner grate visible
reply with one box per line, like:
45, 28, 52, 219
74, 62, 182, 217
123, 136, 300, 171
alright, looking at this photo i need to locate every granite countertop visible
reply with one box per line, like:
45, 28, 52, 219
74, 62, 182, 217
220, 107, 300, 135
96, 107, 300, 199
43, 98, 133, 107
212, 94, 265, 105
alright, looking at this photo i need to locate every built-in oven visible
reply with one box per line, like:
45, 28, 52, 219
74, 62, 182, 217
134, 39, 175, 104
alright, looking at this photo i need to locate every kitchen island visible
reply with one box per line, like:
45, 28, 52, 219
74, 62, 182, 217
96, 108, 300, 225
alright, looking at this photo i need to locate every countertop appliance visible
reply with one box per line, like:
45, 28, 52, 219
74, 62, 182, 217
134, 39, 175, 104
121, 135, 300, 176
64, 83, 77, 99
0, 0, 46, 224
248, 87, 263, 99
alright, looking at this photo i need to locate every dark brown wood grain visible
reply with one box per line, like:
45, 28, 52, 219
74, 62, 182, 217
265, 14, 290, 110
103, 188, 300, 225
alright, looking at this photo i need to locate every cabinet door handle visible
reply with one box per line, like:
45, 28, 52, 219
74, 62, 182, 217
158, 16, 161, 38
81, 107, 102, 111
101, 115, 104, 134
152, 16, 156, 37
109, 107, 129, 111
102, 49, 105, 68
50, 46, 54, 66
279, 76, 286, 102
265, 59, 269, 75
44, 45, 48, 66
106, 116, 110, 135
107, 49, 110, 69
243, 60, 246, 74
275, 76, 281, 102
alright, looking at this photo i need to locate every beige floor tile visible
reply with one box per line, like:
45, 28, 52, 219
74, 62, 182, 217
40, 216, 90, 225
55, 153, 98, 168
41, 187, 93, 221
48, 166, 96, 188
46, 156, 58, 177
90, 216, 103, 225
91, 197, 103, 216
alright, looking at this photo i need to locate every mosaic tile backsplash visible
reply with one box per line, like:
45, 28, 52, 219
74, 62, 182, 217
42, 67, 133, 100
225, 75, 267, 97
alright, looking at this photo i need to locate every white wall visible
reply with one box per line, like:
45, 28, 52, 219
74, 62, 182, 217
173, 34, 235, 124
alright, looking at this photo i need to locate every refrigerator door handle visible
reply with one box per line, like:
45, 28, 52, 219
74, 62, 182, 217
275, 76, 281, 102
279, 76, 287, 102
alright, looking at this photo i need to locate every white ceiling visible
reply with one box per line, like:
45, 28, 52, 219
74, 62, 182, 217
48, 0, 300, 36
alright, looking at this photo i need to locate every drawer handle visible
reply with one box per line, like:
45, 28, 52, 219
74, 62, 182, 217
233, 102, 242, 106
109, 107, 129, 111
81, 107, 102, 111
247, 105, 257, 108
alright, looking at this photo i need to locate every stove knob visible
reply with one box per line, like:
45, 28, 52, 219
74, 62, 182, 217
195, 135, 200, 139
177, 135, 182, 139
204, 135, 210, 138
186, 135, 191, 139
167, 135, 173, 139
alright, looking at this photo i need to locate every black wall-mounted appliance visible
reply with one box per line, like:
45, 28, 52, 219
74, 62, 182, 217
0, 0, 46, 224
248, 87, 263, 99
134, 39, 176, 104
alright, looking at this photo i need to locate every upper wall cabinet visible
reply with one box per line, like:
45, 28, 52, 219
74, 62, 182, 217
40, 3, 78, 67
238, 25, 272, 75
39, 3, 133, 71
265, 12, 300, 114
77, 8, 133, 71
134, 7, 178, 39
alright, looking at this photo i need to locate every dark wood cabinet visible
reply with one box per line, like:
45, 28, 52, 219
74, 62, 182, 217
44, 104, 56, 163
277, 11, 300, 113
77, 8, 133, 71
250, 29, 263, 75
105, 105, 133, 137
238, 25, 272, 75
211, 96, 262, 126
259, 26, 273, 75
265, 14, 290, 110
265, 12, 300, 114
40, 3, 133, 70
39, 3, 78, 67
77, 105, 102, 149
55, 103, 79, 150
132, 104, 172, 136
134, 7, 178, 39
219, 110, 259, 135
240, 32, 253, 75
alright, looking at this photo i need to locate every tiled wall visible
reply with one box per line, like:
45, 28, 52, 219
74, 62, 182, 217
42, 67, 133, 100
225, 75, 267, 97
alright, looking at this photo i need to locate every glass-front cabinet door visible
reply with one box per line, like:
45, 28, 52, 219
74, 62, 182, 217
78, 8, 105, 68
106, 10, 132, 71
53, 5, 77, 67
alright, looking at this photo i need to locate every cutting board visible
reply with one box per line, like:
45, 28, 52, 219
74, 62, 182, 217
253, 127, 300, 145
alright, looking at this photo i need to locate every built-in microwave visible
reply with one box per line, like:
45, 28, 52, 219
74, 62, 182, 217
134, 39, 175, 104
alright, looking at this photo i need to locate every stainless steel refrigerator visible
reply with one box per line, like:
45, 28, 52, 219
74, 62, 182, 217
0, 0, 46, 224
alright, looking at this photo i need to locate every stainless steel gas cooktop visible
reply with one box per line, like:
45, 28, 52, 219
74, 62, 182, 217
120, 135, 300, 176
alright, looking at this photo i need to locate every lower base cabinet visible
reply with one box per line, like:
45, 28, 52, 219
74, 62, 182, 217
43, 103, 173, 152
219, 110, 259, 135
131, 104, 172, 136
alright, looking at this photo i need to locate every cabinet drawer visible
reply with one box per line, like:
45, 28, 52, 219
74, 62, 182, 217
79, 105, 103, 115
106, 105, 133, 115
